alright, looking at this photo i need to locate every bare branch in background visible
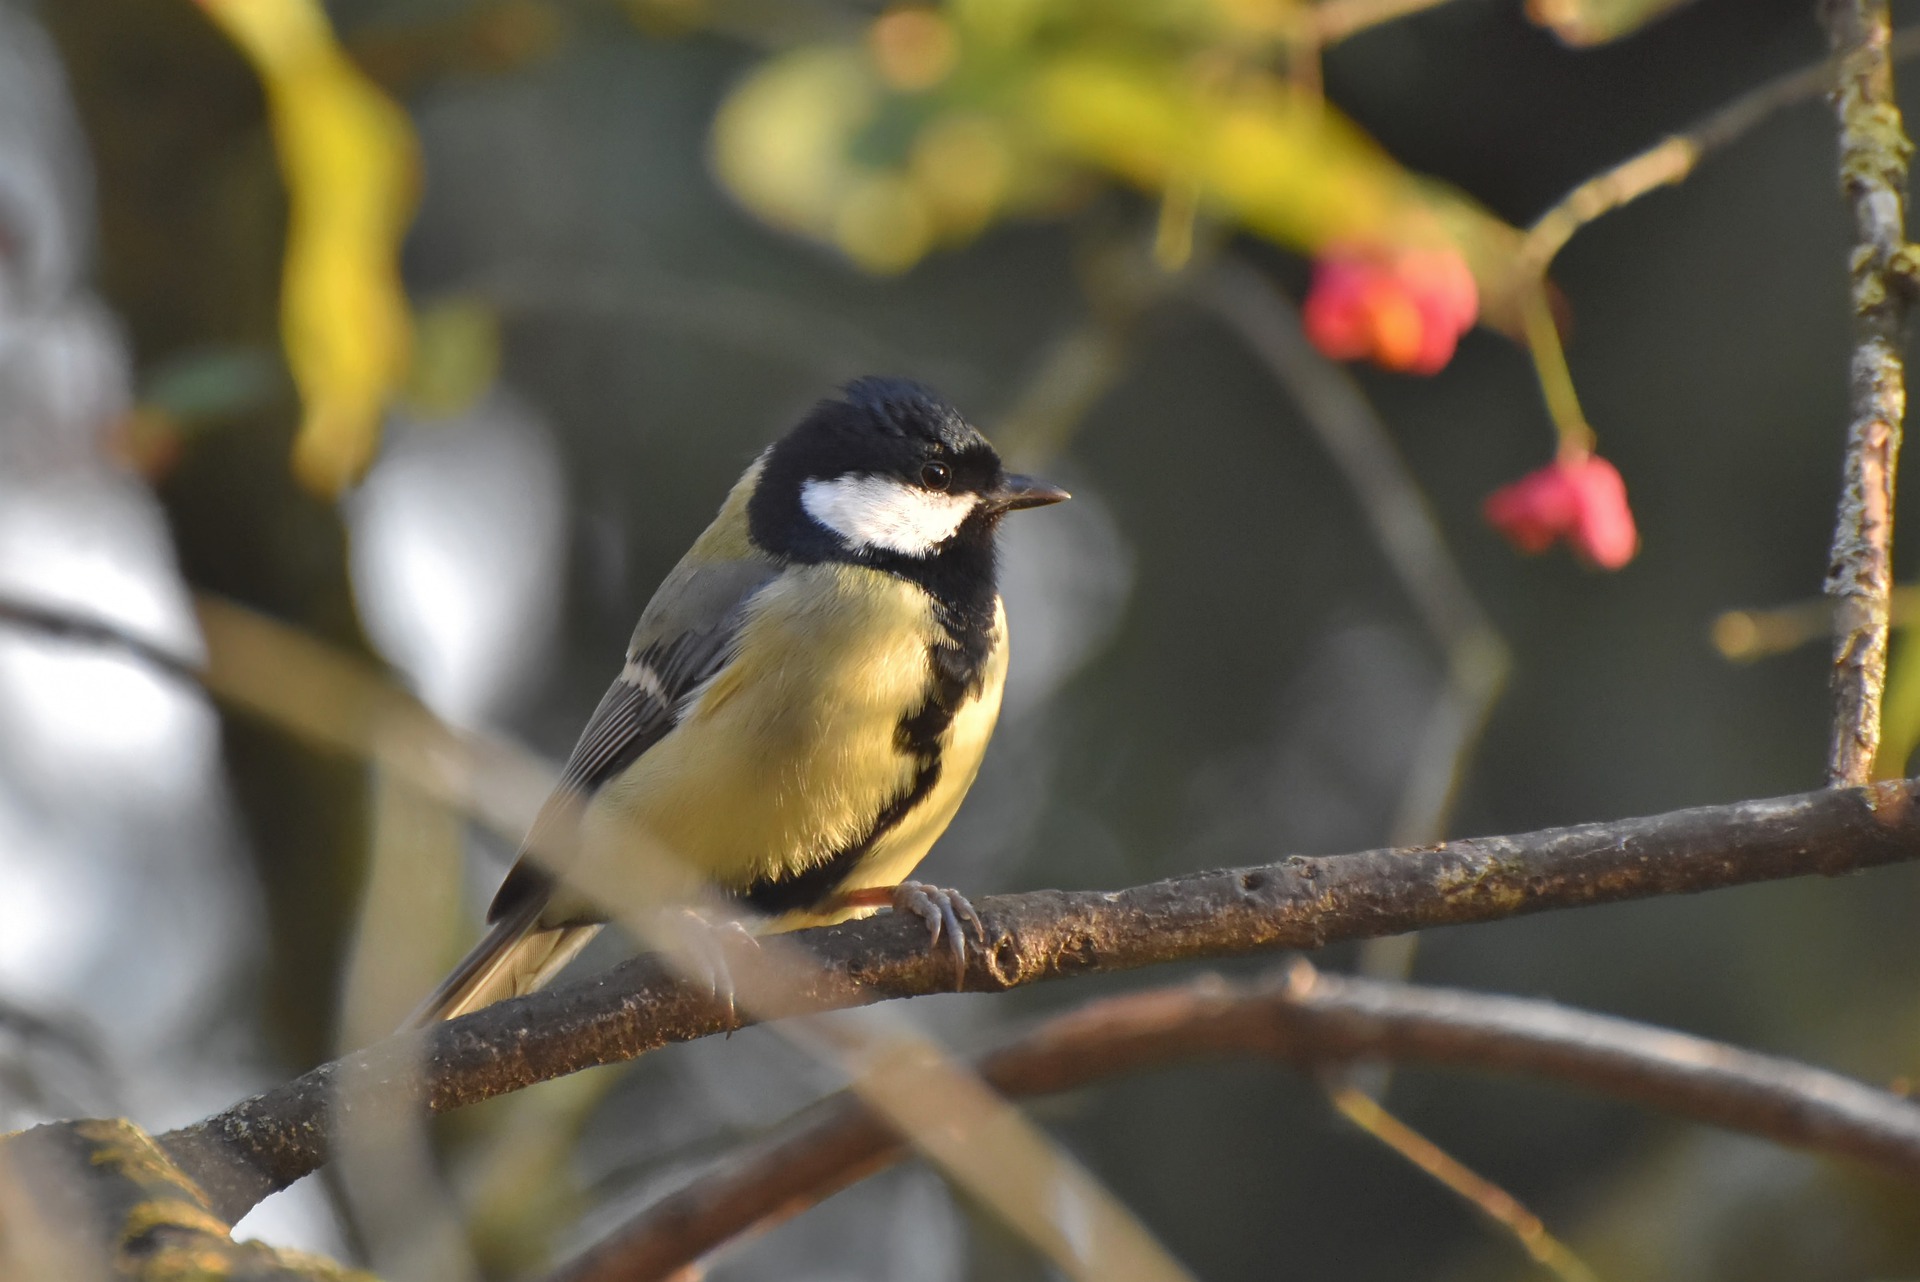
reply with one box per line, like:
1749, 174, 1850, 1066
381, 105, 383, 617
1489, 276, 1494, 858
1714, 585, 1920, 661
0, 597, 201, 685
0, 593, 1193, 1282
332, 773, 478, 1282
1200, 258, 1510, 856
1203, 261, 1487, 651
156, 777, 1920, 1224
996, 228, 1188, 469
1322, 1084, 1596, 1282
551, 960, 1920, 1282
1203, 262, 1589, 1277
1521, 27, 1920, 272
1200, 257, 1508, 1016
1820, 0, 1915, 786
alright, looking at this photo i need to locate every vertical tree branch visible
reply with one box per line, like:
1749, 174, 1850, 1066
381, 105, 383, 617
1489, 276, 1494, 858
1821, 0, 1914, 786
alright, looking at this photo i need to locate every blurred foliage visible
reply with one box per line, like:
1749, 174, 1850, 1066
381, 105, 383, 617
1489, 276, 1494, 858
710, 0, 1530, 326
22, 0, 1920, 1278
403, 296, 504, 420
178, 0, 1670, 511
198, 0, 418, 498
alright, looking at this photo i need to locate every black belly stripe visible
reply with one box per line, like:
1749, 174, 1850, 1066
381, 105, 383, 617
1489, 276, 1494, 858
738, 755, 943, 915
736, 626, 990, 916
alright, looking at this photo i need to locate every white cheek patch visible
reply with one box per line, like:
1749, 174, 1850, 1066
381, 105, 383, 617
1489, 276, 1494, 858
800, 474, 978, 557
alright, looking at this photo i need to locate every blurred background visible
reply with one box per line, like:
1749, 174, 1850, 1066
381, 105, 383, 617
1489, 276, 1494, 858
4, 0, 1920, 1277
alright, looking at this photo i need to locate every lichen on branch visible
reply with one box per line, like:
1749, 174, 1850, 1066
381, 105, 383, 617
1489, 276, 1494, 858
1821, 0, 1916, 786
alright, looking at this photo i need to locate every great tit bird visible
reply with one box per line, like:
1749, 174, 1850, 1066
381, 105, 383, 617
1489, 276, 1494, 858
412, 377, 1069, 1023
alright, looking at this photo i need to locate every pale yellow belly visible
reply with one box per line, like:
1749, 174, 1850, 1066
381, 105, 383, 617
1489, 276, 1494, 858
781, 608, 1007, 928
572, 565, 1006, 923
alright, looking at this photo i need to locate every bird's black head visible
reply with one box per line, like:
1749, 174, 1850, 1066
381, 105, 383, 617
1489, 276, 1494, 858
748, 378, 1068, 580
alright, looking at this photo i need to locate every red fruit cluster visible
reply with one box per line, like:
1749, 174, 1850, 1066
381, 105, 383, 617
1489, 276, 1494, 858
1482, 453, 1638, 570
1302, 244, 1479, 375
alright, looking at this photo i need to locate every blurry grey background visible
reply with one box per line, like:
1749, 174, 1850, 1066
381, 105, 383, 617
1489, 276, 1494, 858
5, 0, 1920, 1278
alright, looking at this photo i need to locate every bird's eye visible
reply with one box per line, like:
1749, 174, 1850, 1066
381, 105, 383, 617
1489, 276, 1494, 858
919, 461, 952, 491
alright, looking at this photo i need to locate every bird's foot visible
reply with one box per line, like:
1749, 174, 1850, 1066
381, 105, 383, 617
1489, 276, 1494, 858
667, 908, 760, 1021
843, 881, 985, 989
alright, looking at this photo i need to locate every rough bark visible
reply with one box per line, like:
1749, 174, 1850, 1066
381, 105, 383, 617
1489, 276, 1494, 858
551, 960, 1920, 1282
155, 779, 1920, 1224
1821, 0, 1915, 784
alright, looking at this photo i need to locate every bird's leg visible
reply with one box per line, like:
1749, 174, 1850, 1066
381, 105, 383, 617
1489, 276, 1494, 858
664, 907, 760, 1021
838, 881, 985, 989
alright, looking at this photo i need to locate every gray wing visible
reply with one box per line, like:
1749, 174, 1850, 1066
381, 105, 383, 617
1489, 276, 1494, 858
489, 557, 780, 924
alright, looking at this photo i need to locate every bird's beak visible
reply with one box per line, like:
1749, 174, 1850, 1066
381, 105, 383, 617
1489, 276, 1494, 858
988, 473, 1071, 513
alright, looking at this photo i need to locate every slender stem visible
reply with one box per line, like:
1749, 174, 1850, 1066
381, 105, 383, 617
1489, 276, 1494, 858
1522, 27, 1920, 275
547, 961, 1920, 1282
0, 597, 201, 684
1200, 257, 1510, 994
1521, 286, 1593, 453
1713, 585, 1920, 662
157, 778, 1920, 1224
1325, 1084, 1598, 1282
1523, 137, 1698, 272
1202, 260, 1500, 654
1820, 0, 1914, 786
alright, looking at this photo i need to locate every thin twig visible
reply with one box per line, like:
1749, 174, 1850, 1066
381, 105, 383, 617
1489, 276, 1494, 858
0, 597, 201, 684
0, 593, 1201, 1280
1200, 259, 1510, 966
1821, 0, 1915, 786
332, 773, 479, 1282
1202, 258, 1501, 692
995, 229, 1177, 470
1522, 27, 1920, 274
156, 777, 1920, 1224
1199, 261, 1537, 1266
1324, 1085, 1598, 1282
548, 961, 1920, 1282
9, 595, 1188, 1281
1713, 585, 1920, 661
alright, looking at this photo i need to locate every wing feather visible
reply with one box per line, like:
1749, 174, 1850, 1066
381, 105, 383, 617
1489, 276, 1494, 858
488, 558, 779, 924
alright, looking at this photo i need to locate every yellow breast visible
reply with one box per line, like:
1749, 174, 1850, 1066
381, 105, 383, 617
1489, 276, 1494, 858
575, 565, 1007, 922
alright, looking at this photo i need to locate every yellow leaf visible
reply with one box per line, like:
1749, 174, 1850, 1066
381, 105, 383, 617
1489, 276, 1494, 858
198, 0, 419, 497
709, 18, 1527, 322
711, 46, 881, 247
1032, 52, 1521, 299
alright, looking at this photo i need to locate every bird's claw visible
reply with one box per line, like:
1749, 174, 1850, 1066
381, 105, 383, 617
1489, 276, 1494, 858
672, 909, 759, 1021
891, 881, 985, 989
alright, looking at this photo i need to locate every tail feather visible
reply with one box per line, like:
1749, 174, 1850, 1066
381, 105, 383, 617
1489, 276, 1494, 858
407, 902, 602, 1027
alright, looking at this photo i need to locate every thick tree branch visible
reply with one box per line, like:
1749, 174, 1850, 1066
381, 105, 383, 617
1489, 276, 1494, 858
551, 959, 1920, 1282
1822, 0, 1915, 786
157, 779, 1920, 1224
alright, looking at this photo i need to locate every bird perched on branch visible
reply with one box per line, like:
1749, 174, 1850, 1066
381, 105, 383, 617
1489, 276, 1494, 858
412, 378, 1069, 1023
